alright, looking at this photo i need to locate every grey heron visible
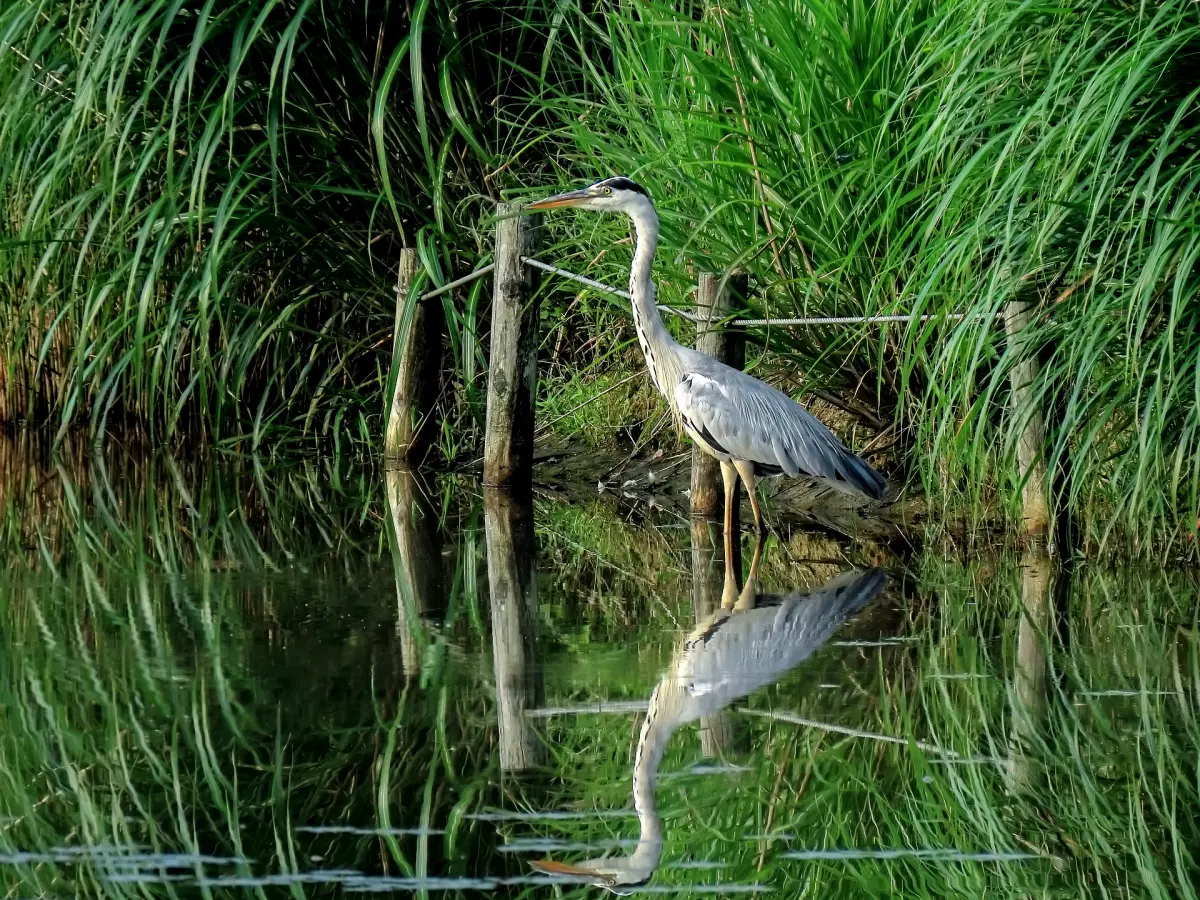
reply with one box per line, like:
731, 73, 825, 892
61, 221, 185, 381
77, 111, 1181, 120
529, 550, 886, 893
527, 178, 886, 551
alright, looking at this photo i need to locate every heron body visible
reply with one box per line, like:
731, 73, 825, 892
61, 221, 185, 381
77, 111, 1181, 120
527, 177, 886, 543
530, 561, 887, 892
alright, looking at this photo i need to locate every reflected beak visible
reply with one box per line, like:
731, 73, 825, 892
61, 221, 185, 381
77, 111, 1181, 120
526, 189, 592, 210
529, 859, 599, 878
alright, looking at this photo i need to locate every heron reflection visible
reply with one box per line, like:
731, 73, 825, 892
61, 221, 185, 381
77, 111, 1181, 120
531, 545, 885, 893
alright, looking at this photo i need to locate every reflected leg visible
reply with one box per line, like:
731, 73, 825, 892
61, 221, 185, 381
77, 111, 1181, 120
720, 532, 740, 610
691, 517, 739, 756
733, 533, 766, 611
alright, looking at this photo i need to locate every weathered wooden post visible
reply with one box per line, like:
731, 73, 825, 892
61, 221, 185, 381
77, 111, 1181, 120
484, 204, 542, 487
385, 466, 444, 679
484, 488, 546, 771
386, 248, 444, 462
691, 272, 747, 576
1004, 300, 1052, 543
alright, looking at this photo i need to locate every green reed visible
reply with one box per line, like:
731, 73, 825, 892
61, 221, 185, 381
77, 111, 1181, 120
0, 0, 546, 452
4, 0, 1199, 549
526, 0, 1200, 552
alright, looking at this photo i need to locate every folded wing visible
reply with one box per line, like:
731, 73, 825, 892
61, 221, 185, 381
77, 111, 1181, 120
674, 367, 885, 499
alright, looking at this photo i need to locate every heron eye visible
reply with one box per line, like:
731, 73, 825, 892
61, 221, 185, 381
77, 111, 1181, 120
603, 187, 612, 195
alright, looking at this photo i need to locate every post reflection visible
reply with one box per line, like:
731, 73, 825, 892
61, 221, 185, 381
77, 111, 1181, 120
689, 518, 739, 757
532, 549, 885, 893
1008, 549, 1055, 794
385, 466, 445, 679
484, 488, 546, 772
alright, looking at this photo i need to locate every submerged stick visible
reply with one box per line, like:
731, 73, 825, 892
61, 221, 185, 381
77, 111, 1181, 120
738, 708, 960, 758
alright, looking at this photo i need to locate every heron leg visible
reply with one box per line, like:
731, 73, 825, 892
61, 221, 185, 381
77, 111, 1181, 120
720, 460, 740, 581
733, 460, 767, 535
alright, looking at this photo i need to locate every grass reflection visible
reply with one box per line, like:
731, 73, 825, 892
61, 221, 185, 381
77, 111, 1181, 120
0, 446, 1196, 898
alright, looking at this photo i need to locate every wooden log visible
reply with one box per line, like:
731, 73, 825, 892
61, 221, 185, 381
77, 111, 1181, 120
1003, 300, 1052, 542
484, 205, 542, 487
385, 466, 444, 679
484, 488, 546, 771
386, 249, 444, 462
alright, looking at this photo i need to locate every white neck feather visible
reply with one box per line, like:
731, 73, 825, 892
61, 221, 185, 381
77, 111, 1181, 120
629, 683, 671, 872
627, 200, 685, 409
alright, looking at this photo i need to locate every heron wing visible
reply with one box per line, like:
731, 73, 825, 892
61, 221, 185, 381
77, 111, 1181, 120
674, 568, 887, 706
673, 365, 885, 498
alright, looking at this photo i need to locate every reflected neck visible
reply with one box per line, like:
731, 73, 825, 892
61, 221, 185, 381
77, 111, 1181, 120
630, 683, 672, 868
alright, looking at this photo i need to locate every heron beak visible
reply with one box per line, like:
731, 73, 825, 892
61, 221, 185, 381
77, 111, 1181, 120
526, 188, 592, 210
528, 859, 600, 878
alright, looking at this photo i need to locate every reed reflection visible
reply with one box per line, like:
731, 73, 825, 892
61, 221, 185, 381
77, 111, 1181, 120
531, 543, 885, 893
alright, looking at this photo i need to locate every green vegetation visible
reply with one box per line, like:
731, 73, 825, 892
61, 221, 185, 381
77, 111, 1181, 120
0, 0, 540, 452
4, 0, 1200, 544
531, 0, 1200, 550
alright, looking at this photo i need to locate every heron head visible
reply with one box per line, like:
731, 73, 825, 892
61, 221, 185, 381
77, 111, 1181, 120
529, 857, 653, 895
526, 176, 652, 214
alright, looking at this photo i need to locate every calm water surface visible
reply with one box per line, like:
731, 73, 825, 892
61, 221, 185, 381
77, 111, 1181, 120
1, 453, 1197, 898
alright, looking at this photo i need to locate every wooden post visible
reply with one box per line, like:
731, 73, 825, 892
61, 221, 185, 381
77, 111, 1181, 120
691, 272, 746, 575
386, 249, 444, 462
691, 272, 747, 518
1004, 300, 1052, 543
385, 466, 444, 679
484, 204, 542, 487
484, 488, 545, 771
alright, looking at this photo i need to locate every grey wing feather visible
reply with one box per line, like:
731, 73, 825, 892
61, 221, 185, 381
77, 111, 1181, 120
673, 355, 886, 499
675, 568, 886, 711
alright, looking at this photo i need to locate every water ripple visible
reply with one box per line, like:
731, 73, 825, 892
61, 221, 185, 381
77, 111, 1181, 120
296, 826, 445, 836
780, 848, 1038, 861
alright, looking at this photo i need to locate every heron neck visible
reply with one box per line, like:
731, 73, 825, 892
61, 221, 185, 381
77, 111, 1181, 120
630, 684, 671, 866
628, 203, 683, 403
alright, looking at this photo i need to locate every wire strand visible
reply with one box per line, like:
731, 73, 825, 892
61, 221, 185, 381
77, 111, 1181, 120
520, 258, 1001, 328
397, 262, 495, 301
522, 257, 705, 322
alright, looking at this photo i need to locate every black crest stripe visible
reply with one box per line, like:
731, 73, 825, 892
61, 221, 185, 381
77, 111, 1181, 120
597, 176, 649, 197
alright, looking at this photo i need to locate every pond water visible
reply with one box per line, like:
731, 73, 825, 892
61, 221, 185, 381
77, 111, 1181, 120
1, 450, 1197, 898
